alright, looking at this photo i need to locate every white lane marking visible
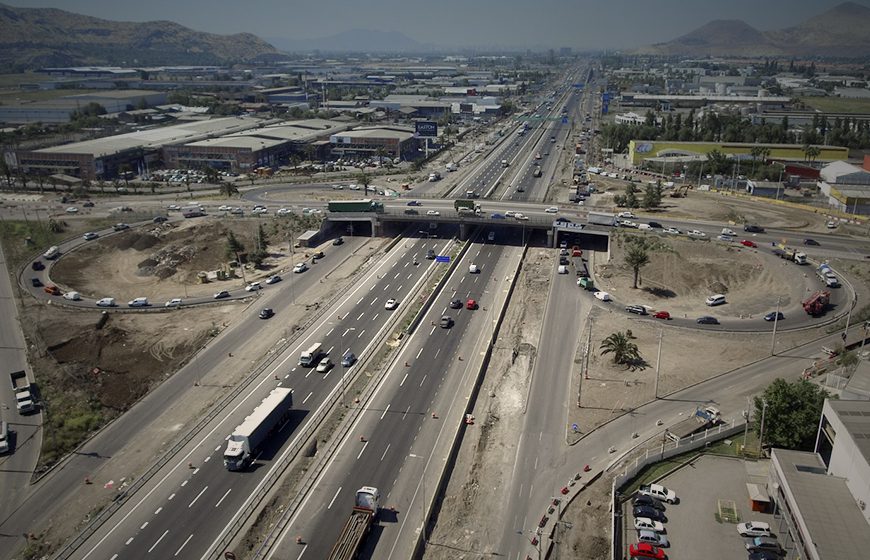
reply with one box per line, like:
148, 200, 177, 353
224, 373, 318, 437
357, 329, 365, 338
357, 312, 365, 320
381, 443, 391, 461
400, 373, 408, 387
429, 325, 436, 335
147, 529, 169, 553
154, 507, 162, 515
111, 555, 119, 560
304, 370, 313, 379
302, 392, 313, 404
357, 297, 364, 304
189, 485, 208, 508
181, 480, 188, 487
534, 456, 539, 470
342, 328, 351, 337
215, 488, 232, 508
174, 534, 194, 557
394, 272, 400, 279
380, 404, 391, 419
372, 313, 379, 322
125, 538, 134, 545
203, 456, 211, 463
140, 522, 148, 530
357, 441, 369, 460
402, 406, 410, 420
168, 493, 175, 501
296, 544, 308, 558
327, 345, 335, 355
419, 374, 427, 387
397, 285, 404, 292
191, 467, 199, 475
434, 348, 440, 358
328, 487, 342, 510
214, 445, 221, 452
416, 347, 423, 359
325, 327, 334, 337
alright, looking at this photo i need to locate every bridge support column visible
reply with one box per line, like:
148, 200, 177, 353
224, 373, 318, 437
547, 229, 555, 248
372, 218, 381, 237
459, 223, 470, 241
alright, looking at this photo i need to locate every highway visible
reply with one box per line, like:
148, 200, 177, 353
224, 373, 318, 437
63, 235, 452, 559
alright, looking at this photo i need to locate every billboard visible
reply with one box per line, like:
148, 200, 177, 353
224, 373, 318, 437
415, 121, 438, 138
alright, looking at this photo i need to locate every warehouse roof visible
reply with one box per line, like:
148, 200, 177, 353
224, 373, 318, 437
333, 127, 415, 140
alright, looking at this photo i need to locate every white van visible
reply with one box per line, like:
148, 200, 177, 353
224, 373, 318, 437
299, 342, 323, 367
96, 297, 116, 307
43, 246, 60, 259
705, 294, 726, 306
128, 297, 149, 307
721, 228, 736, 237
63, 291, 81, 301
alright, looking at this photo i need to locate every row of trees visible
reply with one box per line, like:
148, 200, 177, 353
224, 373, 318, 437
614, 182, 663, 210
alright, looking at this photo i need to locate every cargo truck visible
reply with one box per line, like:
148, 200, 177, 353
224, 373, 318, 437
299, 342, 323, 367
665, 406, 721, 443
586, 211, 617, 226
328, 486, 380, 560
454, 199, 482, 214
327, 199, 385, 213
10, 370, 35, 414
774, 248, 808, 264
223, 387, 293, 471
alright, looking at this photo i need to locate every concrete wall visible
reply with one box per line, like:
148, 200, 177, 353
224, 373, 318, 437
823, 402, 870, 523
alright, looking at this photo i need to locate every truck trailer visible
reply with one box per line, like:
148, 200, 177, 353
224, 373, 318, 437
817, 264, 840, 288
328, 486, 380, 560
665, 406, 721, 443
327, 199, 385, 213
586, 211, 617, 226
299, 343, 323, 367
10, 370, 35, 414
224, 387, 293, 471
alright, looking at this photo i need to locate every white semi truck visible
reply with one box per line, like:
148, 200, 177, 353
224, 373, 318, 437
223, 387, 293, 471
328, 486, 380, 560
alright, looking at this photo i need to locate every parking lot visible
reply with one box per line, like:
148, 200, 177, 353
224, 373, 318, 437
624, 454, 781, 560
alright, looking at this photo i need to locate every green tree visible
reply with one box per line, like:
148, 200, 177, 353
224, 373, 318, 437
624, 183, 639, 209
0, 157, 12, 190
219, 181, 239, 198
356, 171, 371, 197
625, 243, 650, 289
642, 182, 662, 209
225, 231, 245, 260
600, 331, 642, 366
754, 378, 831, 451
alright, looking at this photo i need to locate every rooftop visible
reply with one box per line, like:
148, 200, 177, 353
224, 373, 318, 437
333, 127, 415, 141
773, 448, 870, 559
827, 399, 870, 462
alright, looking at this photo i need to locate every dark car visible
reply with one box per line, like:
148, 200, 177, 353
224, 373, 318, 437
31, 261, 45, 271
31, 278, 42, 288
258, 308, 274, 319
152, 216, 168, 223
697, 316, 719, 325
633, 495, 665, 510
82, 201, 95, 207
406, 200, 422, 206
803, 238, 820, 246
744, 224, 765, 233
449, 298, 463, 309
213, 290, 230, 299
312, 251, 325, 259
632, 506, 666, 523
647, 221, 663, 229
490, 213, 506, 219
404, 209, 419, 215
764, 311, 785, 322
559, 256, 569, 265
426, 248, 436, 260
333, 236, 344, 246
746, 537, 784, 555
625, 305, 648, 315
747, 551, 784, 560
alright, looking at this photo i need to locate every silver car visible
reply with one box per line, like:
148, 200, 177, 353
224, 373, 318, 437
637, 529, 669, 548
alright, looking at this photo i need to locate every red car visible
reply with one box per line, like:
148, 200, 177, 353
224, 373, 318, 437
740, 240, 758, 248
466, 299, 478, 310
653, 311, 670, 320
43, 285, 60, 296
630, 542, 666, 559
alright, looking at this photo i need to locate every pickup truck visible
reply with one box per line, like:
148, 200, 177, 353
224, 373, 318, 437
638, 483, 679, 504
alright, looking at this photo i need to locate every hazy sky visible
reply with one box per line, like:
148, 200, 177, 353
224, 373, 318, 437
7, 0, 870, 50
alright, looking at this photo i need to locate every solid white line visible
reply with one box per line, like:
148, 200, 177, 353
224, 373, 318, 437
380, 404, 390, 419
381, 443, 391, 461
215, 488, 232, 508
328, 487, 342, 510
174, 534, 194, 557
189, 485, 208, 508
148, 529, 169, 553
357, 441, 368, 460
302, 391, 313, 404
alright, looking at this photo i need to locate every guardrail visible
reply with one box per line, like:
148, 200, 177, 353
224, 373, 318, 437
51, 241, 392, 560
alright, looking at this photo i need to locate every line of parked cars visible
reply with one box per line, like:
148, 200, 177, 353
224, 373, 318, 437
629, 484, 679, 559
738, 521, 785, 559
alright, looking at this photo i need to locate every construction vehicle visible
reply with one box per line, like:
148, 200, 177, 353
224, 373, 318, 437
802, 291, 830, 316
328, 486, 380, 560
327, 199, 385, 213
10, 370, 35, 414
665, 406, 721, 443
223, 387, 293, 471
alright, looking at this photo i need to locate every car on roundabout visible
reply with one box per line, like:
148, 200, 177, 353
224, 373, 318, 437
384, 298, 399, 310
213, 290, 230, 299
653, 311, 671, 320
593, 291, 612, 302
764, 311, 785, 322
740, 239, 757, 248
697, 316, 719, 325
293, 263, 308, 273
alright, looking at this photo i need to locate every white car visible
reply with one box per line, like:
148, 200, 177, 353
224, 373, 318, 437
505, 210, 518, 218
638, 483, 678, 504
687, 229, 706, 237
634, 517, 665, 533
293, 263, 308, 273
218, 205, 232, 212
593, 291, 612, 302
545, 207, 558, 213
266, 275, 282, 284
63, 291, 81, 301
349, 184, 360, 190
619, 220, 638, 228
826, 220, 837, 228
637, 529, 669, 548
315, 357, 333, 373
245, 282, 262, 291
737, 521, 772, 537
617, 211, 636, 219
426, 210, 440, 216
65, 206, 79, 214
128, 297, 149, 307
230, 207, 244, 215
167, 204, 181, 211
332, 184, 343, 190
514, 213, 529, 221
252, 207, 268, 215
82, 232, 99, 241
384, 298, 399, 310
276, 208, 291, 216
664, 227, 681, 235
164, 298, 183, 307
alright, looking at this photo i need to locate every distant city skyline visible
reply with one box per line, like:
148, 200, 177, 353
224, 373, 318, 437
6, 0, 870, 51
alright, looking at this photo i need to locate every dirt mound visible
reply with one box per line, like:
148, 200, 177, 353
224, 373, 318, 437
111, 232, 160, 252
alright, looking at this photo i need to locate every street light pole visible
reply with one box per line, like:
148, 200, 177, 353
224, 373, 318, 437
770, 297, 781, 356
758, 399, 769, 456
654, 329, 663, 399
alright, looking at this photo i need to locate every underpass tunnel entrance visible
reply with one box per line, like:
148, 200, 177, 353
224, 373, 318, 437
554, 228, 610, 254
325, 218, 374, 238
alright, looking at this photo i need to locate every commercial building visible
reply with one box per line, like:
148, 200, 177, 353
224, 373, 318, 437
329, 126, 420, 160
0, 90, 167, 124
14, 116, 262, 180
818, 161, 870, 215
163, 119, 350, 172
763, 400, 870, 560
627, 140, 849, 167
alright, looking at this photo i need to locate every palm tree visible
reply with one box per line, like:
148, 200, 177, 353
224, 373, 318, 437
357, 171, 371, 197
600, 331, 642, 366
625, 244, 650, 289
219, 181, 239, 198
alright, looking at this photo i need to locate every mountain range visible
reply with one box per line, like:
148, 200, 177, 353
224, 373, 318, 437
0, 2, 279, 71
637, 1, 870, 57
267, 29, 431, 54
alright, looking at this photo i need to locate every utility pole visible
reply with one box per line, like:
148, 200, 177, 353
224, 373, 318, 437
654, 329, 663, 399
758, 399, 769, 456
770, 297, 781, 356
